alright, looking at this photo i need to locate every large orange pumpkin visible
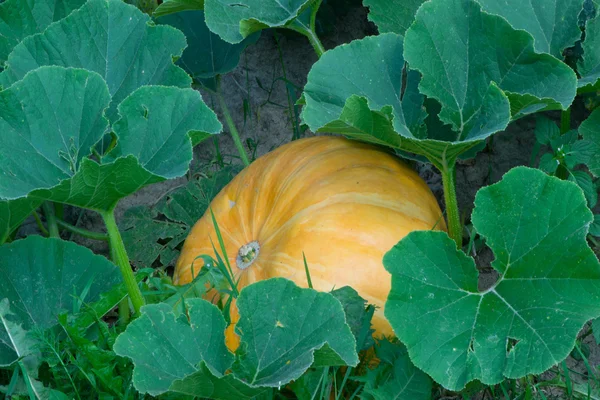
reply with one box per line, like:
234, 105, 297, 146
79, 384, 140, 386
174, 136, 445, 349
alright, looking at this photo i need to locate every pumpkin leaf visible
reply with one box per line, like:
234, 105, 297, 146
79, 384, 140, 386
360, 339, 432, 400
362, 0, 426, 35
204, 0, 313, 44
153, 0, 204, 17
0, 299, 40, 369
113, 299, 233, 396
232, 278, 359, 387
591, 214, 600, 237
0, 67, 221, 212
577, 108, 600, 177
384, 167, 600, 390
330, 286, 375, 351
475, 0, 584, 58
406, 0, 576, 124
0, 66, 110, 200
301, 0, 576, 168
156, 10, 259, 88
121, 167, 237, 268
0, 0, 86, 65
569, 170, 597, 207
579, 13, 600, 89
169, 363, 271, 399
0, 236, 122, 366
0, 198, 42, 244
0, 300, 49, 399
0, 0, 191, 121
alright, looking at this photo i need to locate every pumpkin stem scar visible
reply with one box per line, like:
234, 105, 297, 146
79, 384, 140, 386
237, 241, 260, 270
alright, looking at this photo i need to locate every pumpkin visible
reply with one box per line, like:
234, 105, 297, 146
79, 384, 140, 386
174, 136, 445, 350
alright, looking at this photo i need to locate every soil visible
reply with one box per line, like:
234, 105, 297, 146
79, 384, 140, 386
15, 2, 600, 396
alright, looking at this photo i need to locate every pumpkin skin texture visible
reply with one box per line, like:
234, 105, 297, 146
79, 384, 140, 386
174, 136, 445, 347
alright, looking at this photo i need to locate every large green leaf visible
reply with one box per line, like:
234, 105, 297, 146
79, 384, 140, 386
204, 0, 312, 43
0, 299, 40, 368
0, 0, 191, 121
0, 236, 122, 365
0, 66, 110, 200
104, 86, 221, 177
301, 0, 576, 167
169, 364, 270, 399
232, 278, 358, 387
300, 33, 495, 168
579, 13, 600, 89
360, 339, 432, 400
405, 0, 576, 128
475, 0, 584, 58
362, 0, 426, 35
0, 67, 221, 211
121, 167, 238, 268
0, 198, 41, 244
0, 0, 86, 65
384, 167, 600, 390
113, 299, 233, 395
0, 299, 48, 399
153, 0, 204, 18
578, 107, 600, 177
157, 10, 259, 87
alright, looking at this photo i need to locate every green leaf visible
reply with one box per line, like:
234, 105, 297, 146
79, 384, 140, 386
153, 0, 204, 17
0, 68, 221, 211
534, 115, 560, 145
300, 34, 437, 154
579, 14, 600, 89
0, 299, 40, 368
0, 0, 191, 121
169, 364, 270, 399
0, 66, 111, 200
0, 300, 53, 399
362, 0, 426, 35
569, 170, 597, 207
360, 339, 432, 400
330, 286, 374, 351
32, 157, 163, 211
104, 86, 221, 176
405, 0, 576, 128
384, 167, 600, 390
578, 108, 600, 177
538, 152, 559, 174
113, 298, 233, 396
156, 10, 259, 85
0, 0, 86, 65
204, 0, 312, 43
232, 278, 358, 387
0, 198, 41, 244
301, 1, 576, 167
0, 236, 122, 365
475, 0, 584, 58
121, 167, 237, 268
591, 214, 600, 237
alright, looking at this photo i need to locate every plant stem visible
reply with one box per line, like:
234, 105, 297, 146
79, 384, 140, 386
560, 108, 571, 134
32, 211, 49, 236
118, 298, 131, 325
100, 209, 145, 315
441, 162, 462, 247
216, 78, 250, 167
303, 26, 325, 58
42, 202, 60, 238
286, 0, 326, 58
55, 219, 109, 241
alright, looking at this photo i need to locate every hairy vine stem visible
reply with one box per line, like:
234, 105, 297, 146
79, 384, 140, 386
441, 162, 462, 247
100, 209, 145, 316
